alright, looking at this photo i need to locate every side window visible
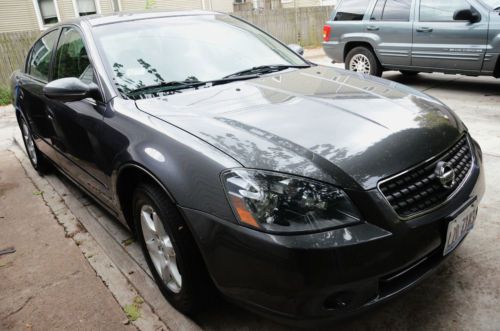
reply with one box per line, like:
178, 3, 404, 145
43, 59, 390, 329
54, 27, 94, 84
371, 0, 411, 21
420, 0, 472, 21
28, 30, 59, 81
334, 0, 372, 21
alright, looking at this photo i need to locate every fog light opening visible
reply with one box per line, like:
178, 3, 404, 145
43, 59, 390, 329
323, 291, 354, 310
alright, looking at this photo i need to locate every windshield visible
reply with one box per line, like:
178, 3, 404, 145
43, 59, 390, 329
481, 0, 500, 8
94, 14, 308, 97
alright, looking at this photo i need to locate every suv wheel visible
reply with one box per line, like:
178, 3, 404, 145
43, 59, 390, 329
19, 117, 51, 174
345, 46, 383, 77
133, 183, 211, 314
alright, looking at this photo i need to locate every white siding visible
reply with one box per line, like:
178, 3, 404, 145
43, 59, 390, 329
0, 0, 40, 32
120, 0, 203, 11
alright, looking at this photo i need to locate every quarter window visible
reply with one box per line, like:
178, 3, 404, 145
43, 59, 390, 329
76, 0, 97, 16
37, 0, 59, 25
54, 28, 94, 83
334, 0, 372, 21
420, 0, 472, 21
371, 0, 411, 21
28, 30, 59, 81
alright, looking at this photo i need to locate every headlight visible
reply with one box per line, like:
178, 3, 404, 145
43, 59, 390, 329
222, 169, 360, 233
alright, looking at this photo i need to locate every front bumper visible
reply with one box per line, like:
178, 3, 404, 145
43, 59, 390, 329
181, 139, 485, 326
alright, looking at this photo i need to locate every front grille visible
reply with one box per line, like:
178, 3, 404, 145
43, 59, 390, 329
379, 136, 472, 219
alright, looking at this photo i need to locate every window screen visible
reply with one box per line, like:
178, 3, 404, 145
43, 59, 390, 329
334, 0, 372, 21
77, 0, 97, 16
38, 0, 58, 25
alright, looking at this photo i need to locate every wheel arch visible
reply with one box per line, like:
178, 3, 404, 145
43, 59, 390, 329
343, 41, 377, 62
114, 162, 177, 232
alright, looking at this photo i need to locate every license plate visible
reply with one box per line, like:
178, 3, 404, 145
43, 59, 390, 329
443, 203, 478, 256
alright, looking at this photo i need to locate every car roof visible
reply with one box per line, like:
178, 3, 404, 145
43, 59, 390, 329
62, 10, 222, 28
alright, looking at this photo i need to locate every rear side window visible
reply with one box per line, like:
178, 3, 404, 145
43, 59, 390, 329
420, 0, 471, 21
371, 0, 412, 21
334, 0, 372, 21
28, 30, 59, 81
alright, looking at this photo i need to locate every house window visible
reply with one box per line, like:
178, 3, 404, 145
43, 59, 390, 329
76, 0, 97, 16
37, 0, 59, 25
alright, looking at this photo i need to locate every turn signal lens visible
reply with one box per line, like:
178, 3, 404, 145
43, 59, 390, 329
323, 25, 331, 41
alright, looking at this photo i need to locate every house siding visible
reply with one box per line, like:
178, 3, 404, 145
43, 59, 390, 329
0, 0, 39, 32
99, 0, 116, 14
210, 0, 234, 12
120, 0, 203, 11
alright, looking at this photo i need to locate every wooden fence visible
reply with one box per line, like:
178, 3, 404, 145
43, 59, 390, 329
234, 6, 333, 47
0, 6, 333, 86
0, 30, 40, 87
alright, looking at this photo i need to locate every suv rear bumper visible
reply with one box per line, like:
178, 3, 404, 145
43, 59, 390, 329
323, 41, 345, 64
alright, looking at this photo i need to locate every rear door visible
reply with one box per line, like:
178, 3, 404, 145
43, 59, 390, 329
412, 0, 488, 71
368, 0, 414, 66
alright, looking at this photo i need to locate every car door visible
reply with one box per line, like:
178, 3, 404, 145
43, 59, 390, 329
368, 0, 414, 66
412, 0, 488, 71
48, 26, 114, 206
18, 29, 60, 161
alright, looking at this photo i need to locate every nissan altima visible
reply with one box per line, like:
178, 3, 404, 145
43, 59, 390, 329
11, 11, 485, 325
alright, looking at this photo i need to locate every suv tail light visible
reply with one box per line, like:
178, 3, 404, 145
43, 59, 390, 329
323, 25, 331, 41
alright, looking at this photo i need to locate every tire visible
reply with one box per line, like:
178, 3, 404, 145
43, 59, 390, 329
18, 116, 51, 175
400, 70, 419, 76
345, 46, 383, 77
133, 183, 211, 314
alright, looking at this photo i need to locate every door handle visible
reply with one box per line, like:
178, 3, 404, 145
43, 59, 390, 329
367, 25, 380, 31
416, 27, 433, 32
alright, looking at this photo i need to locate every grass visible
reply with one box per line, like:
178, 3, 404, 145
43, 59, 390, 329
0, 86, 11, 106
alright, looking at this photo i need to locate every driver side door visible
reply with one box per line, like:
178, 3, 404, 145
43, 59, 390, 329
412, 0, 488, 72
48, 26, 114, 206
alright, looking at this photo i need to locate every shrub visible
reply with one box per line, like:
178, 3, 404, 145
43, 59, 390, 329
0, 86, 11, 106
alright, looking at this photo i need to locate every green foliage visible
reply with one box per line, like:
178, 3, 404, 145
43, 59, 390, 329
0, 86, 11, 106
124, 296, 144, 321
145, 0, 156, 9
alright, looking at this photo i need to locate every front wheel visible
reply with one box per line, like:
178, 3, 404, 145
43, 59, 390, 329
345, 46, 383, 77
133, 183, 211, 314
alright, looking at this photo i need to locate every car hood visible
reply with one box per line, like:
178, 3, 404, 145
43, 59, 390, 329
136, 66, 465, 190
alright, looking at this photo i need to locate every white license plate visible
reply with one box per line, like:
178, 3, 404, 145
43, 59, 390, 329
443, 203, 478, 256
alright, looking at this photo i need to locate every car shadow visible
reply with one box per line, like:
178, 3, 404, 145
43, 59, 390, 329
383, 72, 500, 96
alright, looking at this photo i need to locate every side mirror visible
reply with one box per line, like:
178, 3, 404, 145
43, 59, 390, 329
453, 8, 480, 23
43, 77, 100, 102
288, 43, 304, 56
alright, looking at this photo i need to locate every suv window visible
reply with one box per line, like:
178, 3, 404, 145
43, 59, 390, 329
334, 0, 372, 21
371, 0, 412, 21
54, 27, 94, 83
28, 30, 59, 81
420, 0, 472, 21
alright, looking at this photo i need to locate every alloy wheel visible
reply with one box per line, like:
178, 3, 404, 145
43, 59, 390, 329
349, 54, 371, 74
140, 204, 182, 293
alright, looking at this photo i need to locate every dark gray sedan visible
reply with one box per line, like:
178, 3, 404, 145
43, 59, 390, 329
11, 11, 484, 326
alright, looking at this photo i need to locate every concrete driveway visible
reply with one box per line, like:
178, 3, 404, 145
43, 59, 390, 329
2, 50, 500, 330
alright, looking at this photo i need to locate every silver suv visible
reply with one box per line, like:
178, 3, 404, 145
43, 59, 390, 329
323, 0, 500, 77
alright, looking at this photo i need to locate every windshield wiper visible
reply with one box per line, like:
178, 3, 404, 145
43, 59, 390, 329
126, 75, 260, 98
223, 64, 310, 79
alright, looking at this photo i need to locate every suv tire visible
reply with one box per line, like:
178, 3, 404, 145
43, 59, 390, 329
133, 183, 212, 314
345, 46, 383, 77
